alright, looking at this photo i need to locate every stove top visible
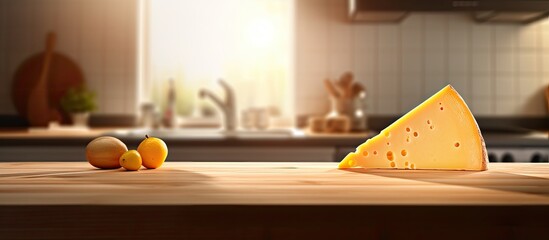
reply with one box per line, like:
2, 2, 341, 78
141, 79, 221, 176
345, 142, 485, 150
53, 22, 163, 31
483, 132, 549, 163
483, 132, 549, 147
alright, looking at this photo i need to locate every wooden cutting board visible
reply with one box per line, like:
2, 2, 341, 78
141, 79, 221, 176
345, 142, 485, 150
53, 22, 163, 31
545, 85, 549, 113
0, 162, 547, 205
11, 32, 84, 125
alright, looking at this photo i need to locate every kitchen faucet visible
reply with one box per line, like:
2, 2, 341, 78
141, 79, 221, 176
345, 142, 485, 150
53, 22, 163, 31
199, 79, 236, 131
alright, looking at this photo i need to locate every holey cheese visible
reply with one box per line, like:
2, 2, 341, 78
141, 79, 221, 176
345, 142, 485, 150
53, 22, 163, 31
339, 85, 488, 171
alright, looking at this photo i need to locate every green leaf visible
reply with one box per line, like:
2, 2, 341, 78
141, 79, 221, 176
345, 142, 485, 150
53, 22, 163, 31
60, 85, 97, 113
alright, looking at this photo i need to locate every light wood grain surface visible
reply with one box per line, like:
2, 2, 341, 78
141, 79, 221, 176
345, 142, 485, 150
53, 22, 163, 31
0, 162, 548, 206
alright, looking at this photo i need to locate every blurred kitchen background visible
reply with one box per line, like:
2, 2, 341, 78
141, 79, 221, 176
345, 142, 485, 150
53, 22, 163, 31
0, 0, 548, 163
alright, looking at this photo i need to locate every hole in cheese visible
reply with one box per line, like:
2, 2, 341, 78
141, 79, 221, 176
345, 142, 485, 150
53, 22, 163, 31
390, 162, 396, 168
406, 127, 411, 132
405, 161, 409, 166
386, 142, 390, 146
406, 136, 410, 142
363, 151, 368, 156
401, 150, 407, 156
427, 120, 431, 124
430, 125, 434, 130
373, 151, 377, 155
413, 132, 419, 137
440, 107, 444, 110
387, 151, 394, 161
384, 132, 390, 137
410, 163, 415, 169
455, 142, 460, 147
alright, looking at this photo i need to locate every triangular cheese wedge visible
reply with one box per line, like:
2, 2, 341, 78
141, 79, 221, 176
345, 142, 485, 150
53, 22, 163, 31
339, 85, 488, 171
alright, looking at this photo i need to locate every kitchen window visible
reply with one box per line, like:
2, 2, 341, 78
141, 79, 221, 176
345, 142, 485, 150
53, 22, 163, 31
139, 0, 294, 126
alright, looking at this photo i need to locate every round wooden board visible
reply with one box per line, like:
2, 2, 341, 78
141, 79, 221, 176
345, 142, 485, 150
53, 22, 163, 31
11, 52, 85, 123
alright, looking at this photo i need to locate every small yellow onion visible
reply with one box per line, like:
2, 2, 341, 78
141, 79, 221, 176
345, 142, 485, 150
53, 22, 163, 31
86, 136, 127, 169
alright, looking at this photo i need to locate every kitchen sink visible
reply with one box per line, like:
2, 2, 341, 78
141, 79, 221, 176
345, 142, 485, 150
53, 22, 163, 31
109, 128, 299, 139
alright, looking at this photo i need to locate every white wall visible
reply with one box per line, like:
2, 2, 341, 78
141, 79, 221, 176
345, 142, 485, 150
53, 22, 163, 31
0, 0, 138, 115
2, 0, 547, 119
295, 0, 549, 117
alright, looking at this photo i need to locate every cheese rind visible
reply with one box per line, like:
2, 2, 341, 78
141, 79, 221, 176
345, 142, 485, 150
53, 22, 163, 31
339, 85, 488, 171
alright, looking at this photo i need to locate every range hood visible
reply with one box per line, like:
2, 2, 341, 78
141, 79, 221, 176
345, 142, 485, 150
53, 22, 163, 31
349, 0, 549, 24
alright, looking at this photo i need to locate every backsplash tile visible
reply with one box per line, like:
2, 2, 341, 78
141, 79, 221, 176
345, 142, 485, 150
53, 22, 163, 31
496, 98, 518, 115
518, 25, 539, 49
448, 50, 468, 74
494, 25, 517, 49
495, 50, 516, 73
518, 51, 539, 73
448, 73, 470, 99
495, 74, 515, 97
471, 24, 492, 50
472, 52, 492, 74
472, 98, 494, 115
471, 73, 493, 99
295, 0, 549, 117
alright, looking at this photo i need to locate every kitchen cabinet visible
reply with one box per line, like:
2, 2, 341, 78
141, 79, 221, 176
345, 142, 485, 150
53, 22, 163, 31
0, 129, 369, 162
168, 146, 335, 162
0, 162, 547, 239
0, 145, 337, 162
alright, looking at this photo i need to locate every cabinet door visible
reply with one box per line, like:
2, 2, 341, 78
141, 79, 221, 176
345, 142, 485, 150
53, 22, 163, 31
0, 146, 337, 162
0, 146, 86, 162
335, 147, 356, 163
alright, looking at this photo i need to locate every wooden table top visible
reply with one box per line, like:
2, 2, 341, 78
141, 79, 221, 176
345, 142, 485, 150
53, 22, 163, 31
1, 162, 548, 206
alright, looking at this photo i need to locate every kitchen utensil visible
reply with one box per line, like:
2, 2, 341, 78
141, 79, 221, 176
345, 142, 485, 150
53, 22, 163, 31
324, 78, 340, 98
351, 82, 366, 98
328, 96, 353, 118
545, 86, 549, 112
12, 32, 85, 125
337, 71, 354, 98
26, 33, 56, 126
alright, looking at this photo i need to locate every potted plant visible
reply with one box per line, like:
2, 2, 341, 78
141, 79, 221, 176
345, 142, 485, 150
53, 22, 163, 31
60, 86, 97, 127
